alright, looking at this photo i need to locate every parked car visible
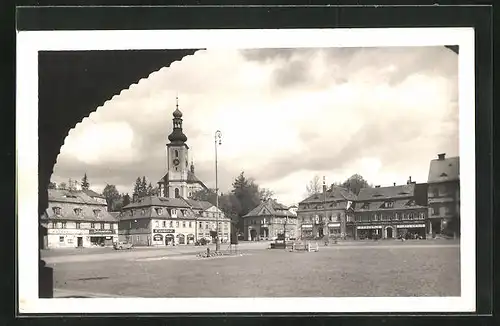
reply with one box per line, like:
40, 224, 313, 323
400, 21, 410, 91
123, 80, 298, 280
113, 242, 133, 250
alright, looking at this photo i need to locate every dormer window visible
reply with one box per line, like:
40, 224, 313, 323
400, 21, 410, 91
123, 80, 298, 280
156, 208, 163, 215
93, 209, 100, 218
406, 200, 415, 206
74, 208, 82, 216
129, 210, 134, 216
440, 172, 448, 177
52, 207, 62, 216
361, 203, 369, 209
384, 201, 394, 208
141, 209, 146, 215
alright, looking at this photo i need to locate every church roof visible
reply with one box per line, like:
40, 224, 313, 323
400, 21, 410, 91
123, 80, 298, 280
157, 172, 208, 189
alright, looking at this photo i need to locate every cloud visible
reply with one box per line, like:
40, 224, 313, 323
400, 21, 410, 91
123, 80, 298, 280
52, 46, 458, 206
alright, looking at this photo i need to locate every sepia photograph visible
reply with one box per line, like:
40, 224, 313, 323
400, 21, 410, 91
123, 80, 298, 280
17, 28, 476, 314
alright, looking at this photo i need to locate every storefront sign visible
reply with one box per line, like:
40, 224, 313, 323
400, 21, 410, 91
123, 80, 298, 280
105, 236, 112, 240
47, 229, 88, 235
301, 224, 313, 228
396, 224, 425, 228
328, 223, 341, 227
153, 229, 175, 233
89, 229, 114, 235
153, 234, 163, 241
357, 225, 383, 230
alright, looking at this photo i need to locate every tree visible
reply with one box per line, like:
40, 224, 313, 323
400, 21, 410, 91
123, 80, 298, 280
133, 177, 142, 197
103, 184, 120, 211
48, 182, 57, 189
141, 176, 148, 196
190, 188, 218, 206
231, 172, 261, 230
122, 193, 131, 207
81, 173, 90, 190
341, 174, 371, 195
58, 182, 67, 190
259, 188, 275, 201
305, 175, 322, 196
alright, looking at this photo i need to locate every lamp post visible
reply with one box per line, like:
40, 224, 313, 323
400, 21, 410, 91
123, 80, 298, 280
214, 130, 222, 252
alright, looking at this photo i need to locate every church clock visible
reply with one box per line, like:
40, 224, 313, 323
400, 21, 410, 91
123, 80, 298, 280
173, 158, 180, 166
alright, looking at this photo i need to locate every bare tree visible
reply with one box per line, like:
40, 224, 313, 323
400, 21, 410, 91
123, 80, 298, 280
305, 175, 322, 196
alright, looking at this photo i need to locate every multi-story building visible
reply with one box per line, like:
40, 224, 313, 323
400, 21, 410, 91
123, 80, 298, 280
243, 199, 298, 241
351, 181, 429, 240
184, 199, 232, 243
41, 189, 118, 248
118, 196, 231, 246
427, 153, 460, 237
297, 180, 357, 239
157, 103, 208, 199
118, 196, 196, 246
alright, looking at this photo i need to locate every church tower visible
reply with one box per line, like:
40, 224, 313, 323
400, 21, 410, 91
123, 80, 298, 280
165, 97, 190, 198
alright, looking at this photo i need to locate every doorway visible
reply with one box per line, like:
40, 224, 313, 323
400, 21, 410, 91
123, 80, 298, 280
386, 227, 394, 239
77, 237, 83, 247
318, 228, 324, 238
250, 229, 257, 241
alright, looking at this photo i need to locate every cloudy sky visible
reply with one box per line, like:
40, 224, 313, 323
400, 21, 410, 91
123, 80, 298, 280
52, 46, 458, 206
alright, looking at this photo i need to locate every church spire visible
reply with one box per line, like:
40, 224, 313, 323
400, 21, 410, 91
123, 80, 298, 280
168, 96, 187, 144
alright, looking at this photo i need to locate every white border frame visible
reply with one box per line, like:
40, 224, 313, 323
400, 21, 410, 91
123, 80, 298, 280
17, 28, 476, 314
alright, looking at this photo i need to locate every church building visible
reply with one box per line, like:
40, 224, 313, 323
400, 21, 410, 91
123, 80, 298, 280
157, 100, 208, 199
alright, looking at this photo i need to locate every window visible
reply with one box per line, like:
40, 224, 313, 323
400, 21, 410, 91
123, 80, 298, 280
47, 222, 53, 228
385, 201, 394, 208
175, 188, 180, 198
189, 221, 192, 228
141, 209, 146, 215
76, 222, 81, 229
432, 207, 439, 215
188, 192, 192, 197
171, 209, 177, 217
175, 150, 179, 158
205, 223, 208, 229
362, 203, 369, 209
182, 221, 186, 228
373, 214, 378, 221
176, 221, 179, 227
93, 209, 100, 218
169, 221, 173, 227
162, 221, 166, 227
59, 236, 64, 243
100, 223, 105, 229
433, 187, 439, 197
394, 213, 399, 220
419, 212, 425, 219
155, 220, 159, 228
156, 208, 163, 215
199, 222, 202, 228
61, 222, 67, 229
129, 210, 134, 216
91, 222, 95, 229
52, 207, 62, 215
74, 208, 82, 216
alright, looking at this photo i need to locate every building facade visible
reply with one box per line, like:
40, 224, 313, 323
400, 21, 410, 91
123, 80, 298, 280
41, 189, 118, 249
118, 196, 231, 246
157, 103, 208, 199
243, 200, 298, 241
297, 182, 357, 240
427, 153, 460, 237
351, 182, 429, 240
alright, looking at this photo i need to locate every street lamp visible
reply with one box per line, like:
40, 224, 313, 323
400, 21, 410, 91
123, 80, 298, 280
215, 130, 222, 252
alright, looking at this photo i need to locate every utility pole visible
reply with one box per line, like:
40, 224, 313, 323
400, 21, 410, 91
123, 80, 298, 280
214, 130, 222, 252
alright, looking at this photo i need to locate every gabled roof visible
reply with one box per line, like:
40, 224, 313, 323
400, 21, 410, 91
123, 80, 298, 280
183, 199, 214, 211
82, 189, 105, 199
299, 186, 357, 204
122, 196, 191, 209
428, 156, 459, 183
48, 189, 107, 206
355, 198, 427, 212
357, 184, 415, 201
243, 200, 295, 218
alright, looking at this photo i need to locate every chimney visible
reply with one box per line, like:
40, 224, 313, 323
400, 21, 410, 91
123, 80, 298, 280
407, 176, 412, 185
438, 153, 446, 160
393, 182, 396, 186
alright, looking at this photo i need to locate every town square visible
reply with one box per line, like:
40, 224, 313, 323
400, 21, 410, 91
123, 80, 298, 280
35, 43, 463, 302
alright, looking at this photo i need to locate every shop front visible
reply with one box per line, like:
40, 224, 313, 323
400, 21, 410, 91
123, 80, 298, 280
396, 223, 426, 239
356, 225, 382, 240
89, 229, 116, 247
187, 234, 195, 244
301, 224, 313, 239
327, 222, 341, 237
47, 228, 90, 248
152, 228, 176, 246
